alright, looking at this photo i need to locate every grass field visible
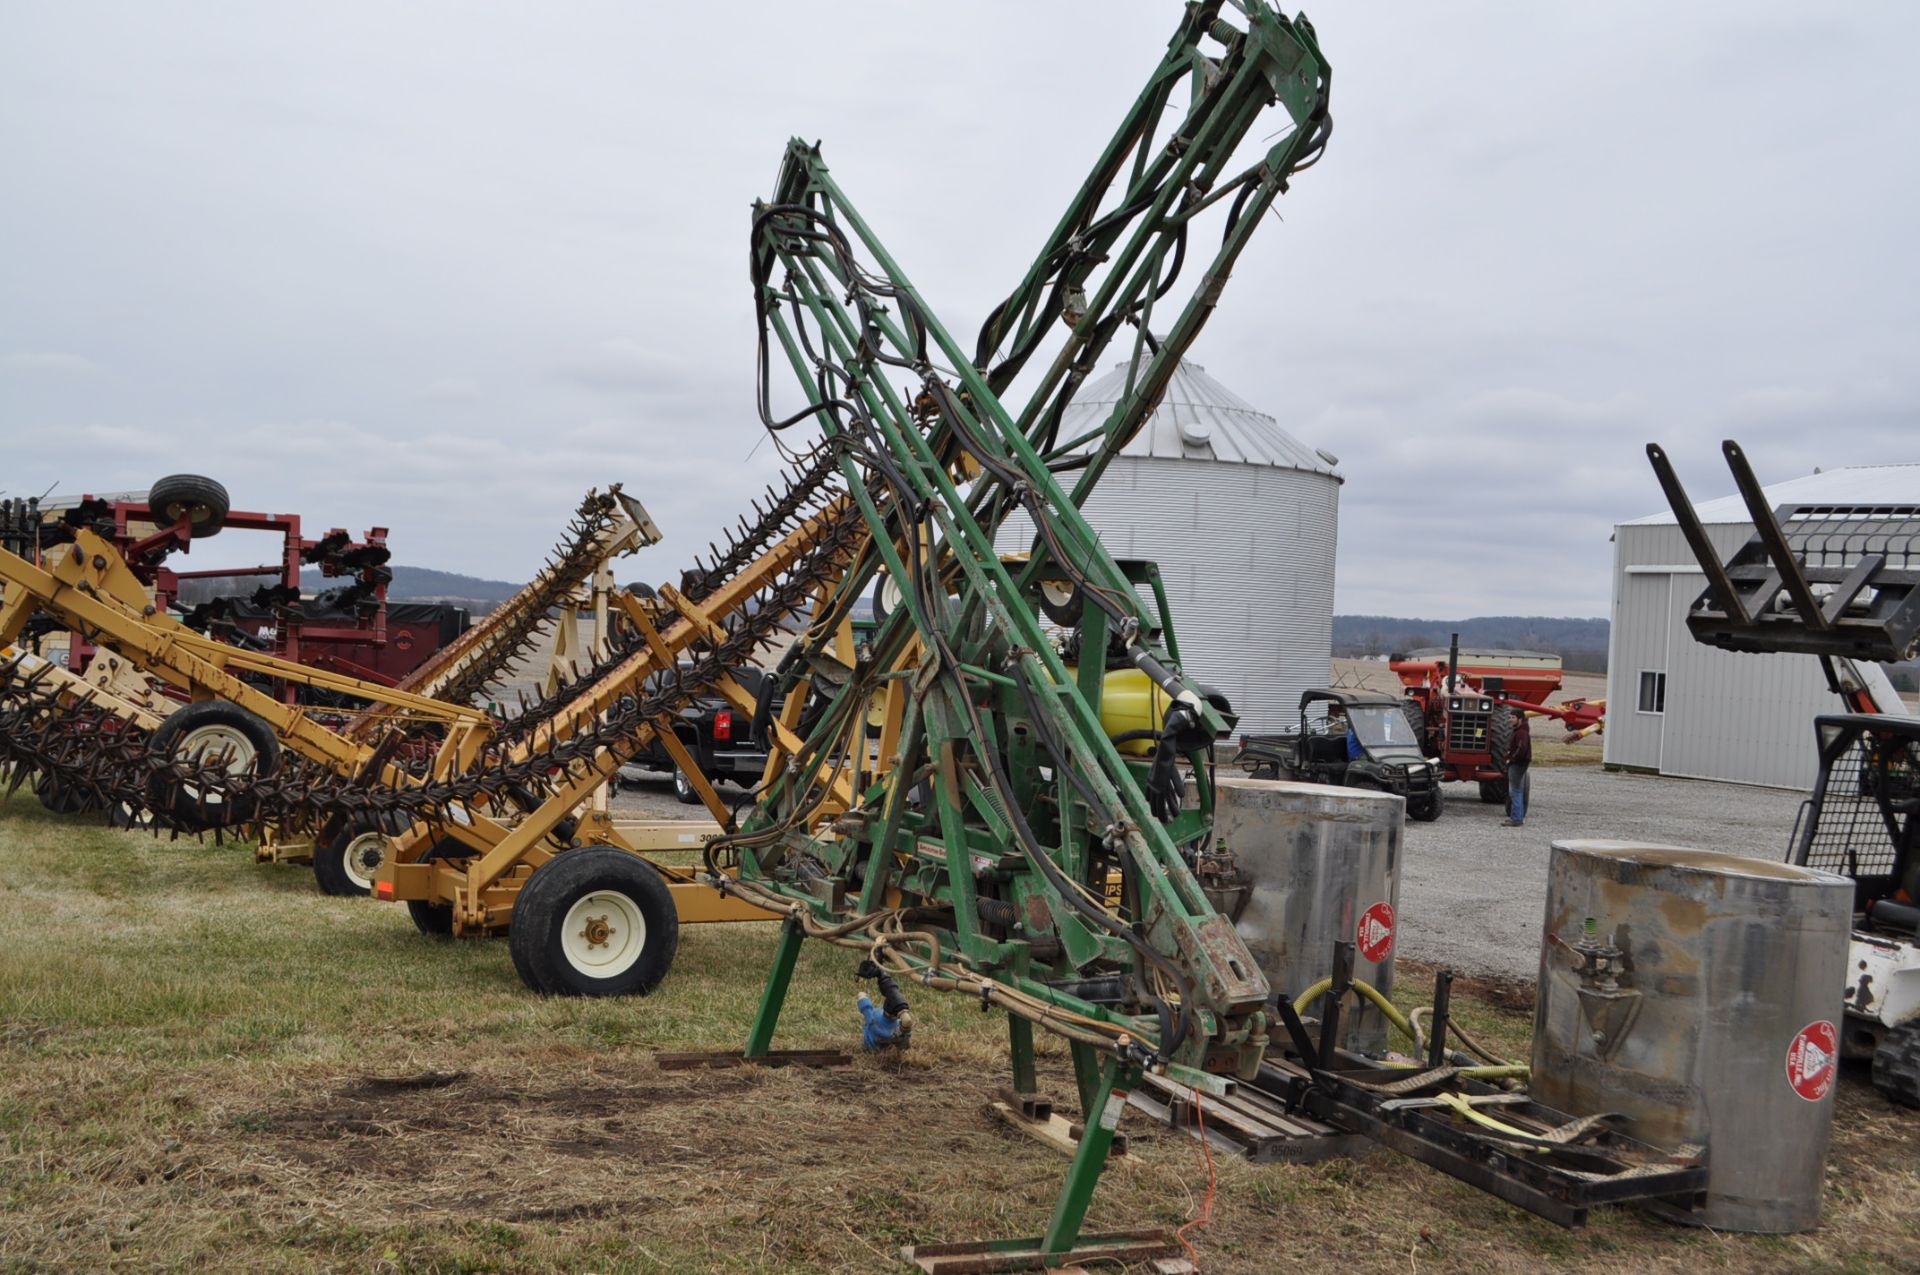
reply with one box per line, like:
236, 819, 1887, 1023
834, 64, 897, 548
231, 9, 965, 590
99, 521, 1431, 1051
2, 790, 1918, 1273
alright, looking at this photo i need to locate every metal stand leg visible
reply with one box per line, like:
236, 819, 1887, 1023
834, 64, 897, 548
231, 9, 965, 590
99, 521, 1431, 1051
744, 916, 805, 1058
1068, 1041, 1102, 1116
1009, 1015, 1038, 1095
1040, 1056, 1141, 1255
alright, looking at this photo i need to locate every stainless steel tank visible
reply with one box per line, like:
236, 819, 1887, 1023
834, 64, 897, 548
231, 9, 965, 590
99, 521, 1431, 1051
1210, 775, 1403, 1053
1531, 840, 1853, 1233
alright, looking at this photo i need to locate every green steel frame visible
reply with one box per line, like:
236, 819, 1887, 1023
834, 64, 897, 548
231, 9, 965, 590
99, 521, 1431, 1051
719, 3, 1331, 1260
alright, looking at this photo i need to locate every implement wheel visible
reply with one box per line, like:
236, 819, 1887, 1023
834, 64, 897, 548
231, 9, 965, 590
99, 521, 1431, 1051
314, 818, 392, 897
407, 839, 476, 937
34, 773, 93, 816
508, 846, 679, 997
147, 474, 231, 539
146, 700, 279, 828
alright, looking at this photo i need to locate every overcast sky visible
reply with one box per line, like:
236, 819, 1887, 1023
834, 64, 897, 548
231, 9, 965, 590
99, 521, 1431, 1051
3, 2, 1915, 617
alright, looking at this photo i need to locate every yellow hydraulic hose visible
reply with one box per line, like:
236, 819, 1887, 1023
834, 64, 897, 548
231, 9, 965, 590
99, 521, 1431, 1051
1291, 976, 1530, 1083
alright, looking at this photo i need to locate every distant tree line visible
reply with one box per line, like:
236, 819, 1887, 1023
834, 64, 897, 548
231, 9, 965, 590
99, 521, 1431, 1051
1333, 615, 1611, 673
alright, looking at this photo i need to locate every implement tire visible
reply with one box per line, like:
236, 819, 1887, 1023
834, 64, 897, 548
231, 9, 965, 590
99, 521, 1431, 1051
508, 846, 679, 997
406, 839, 476, 937
146, 700, 278, 828
148, 474, 230, 539
313, 818, 392, 898
34, 773, 93, 816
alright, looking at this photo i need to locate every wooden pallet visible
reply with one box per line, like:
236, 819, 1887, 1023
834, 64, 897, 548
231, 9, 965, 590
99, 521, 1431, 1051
1127, 1071, 1371, 1164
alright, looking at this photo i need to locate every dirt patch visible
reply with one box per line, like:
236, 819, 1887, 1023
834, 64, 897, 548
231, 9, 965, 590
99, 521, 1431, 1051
1400, 958, 1537, 1014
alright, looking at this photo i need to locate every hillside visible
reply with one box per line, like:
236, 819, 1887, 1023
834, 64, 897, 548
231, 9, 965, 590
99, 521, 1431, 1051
1333, 615, 1610, 673
376, 564, 521, 607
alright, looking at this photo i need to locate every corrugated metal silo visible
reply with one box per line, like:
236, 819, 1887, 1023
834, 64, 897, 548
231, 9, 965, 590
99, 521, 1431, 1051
998, 358, 1341, 734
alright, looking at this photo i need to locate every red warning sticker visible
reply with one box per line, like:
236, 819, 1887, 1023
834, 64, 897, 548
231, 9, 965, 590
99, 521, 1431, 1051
1357, 902, 1395, 963
1785, 1020, 1839, 1102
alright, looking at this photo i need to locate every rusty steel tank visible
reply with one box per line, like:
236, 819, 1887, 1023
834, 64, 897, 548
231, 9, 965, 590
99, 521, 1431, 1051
1531, 840, 1853, 1233
1209, 775, 1404, 1053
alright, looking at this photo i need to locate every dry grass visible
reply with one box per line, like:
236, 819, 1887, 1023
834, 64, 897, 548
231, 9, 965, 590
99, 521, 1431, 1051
2, 791, 1918, 1274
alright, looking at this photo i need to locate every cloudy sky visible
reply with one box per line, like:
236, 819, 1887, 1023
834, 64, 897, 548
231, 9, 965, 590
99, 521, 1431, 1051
3, 2, 1915, 617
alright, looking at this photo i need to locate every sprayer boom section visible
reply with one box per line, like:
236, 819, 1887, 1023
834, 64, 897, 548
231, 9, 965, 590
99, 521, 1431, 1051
725, 2, 1331, 1097
1647, 440, 1920, 664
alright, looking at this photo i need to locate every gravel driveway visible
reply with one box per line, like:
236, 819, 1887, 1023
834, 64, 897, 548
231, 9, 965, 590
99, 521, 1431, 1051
1398, 765, 1810, 980
608, 758, 1810, 984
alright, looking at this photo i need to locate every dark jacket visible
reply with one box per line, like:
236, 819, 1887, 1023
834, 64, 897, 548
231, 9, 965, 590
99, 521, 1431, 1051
1508, 713, 1533, 770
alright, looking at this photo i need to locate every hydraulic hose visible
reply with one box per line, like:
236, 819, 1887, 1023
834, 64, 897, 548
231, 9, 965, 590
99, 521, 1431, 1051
1291, 976, 1530, 1083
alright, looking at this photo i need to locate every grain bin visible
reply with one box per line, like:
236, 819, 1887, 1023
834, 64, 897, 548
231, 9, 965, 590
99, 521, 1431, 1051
1210, 776, 1403, 1053
996, 358, 1340, 735
1531, 840, 1853, 1233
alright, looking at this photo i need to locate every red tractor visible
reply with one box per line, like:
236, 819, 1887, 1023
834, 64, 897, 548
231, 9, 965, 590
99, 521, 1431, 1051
1390, 635, 1605, 805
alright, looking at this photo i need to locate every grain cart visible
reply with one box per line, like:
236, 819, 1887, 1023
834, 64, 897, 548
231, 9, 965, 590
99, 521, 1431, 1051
1649, 438, 1920, 1104
1237, 688, 1443, 819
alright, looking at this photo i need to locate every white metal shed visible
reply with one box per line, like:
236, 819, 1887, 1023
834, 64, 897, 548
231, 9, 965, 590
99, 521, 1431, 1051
1606, 464, 1919, 789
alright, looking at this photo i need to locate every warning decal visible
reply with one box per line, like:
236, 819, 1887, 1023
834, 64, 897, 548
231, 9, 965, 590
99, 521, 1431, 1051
1785, 1020, 1838, 1102
1357, 902, 1395, 964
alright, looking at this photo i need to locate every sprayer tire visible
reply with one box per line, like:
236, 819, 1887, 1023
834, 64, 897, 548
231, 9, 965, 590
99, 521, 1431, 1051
1873, 1020, 1920, 1108
148, 474, 231, 539
508, 846, 679, 997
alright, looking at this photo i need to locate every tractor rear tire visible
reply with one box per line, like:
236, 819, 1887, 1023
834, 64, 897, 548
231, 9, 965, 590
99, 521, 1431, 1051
1489, 705, 1516, 769
314, 818, 392, 898
146, 700, 279, 829
508, 845, 679, 997
1872, 1020, 1920, 1108
147, 474, 231, 539
1400, 699, 1429, 753
1479, 705, 1517, 805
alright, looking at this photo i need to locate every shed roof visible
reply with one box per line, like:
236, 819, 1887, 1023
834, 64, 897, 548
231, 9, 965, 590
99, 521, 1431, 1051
1622, 463, 1920, 527
1053, 357, 1340, 476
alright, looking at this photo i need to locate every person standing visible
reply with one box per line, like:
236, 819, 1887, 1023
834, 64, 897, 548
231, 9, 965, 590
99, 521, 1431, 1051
1502, 709, 1533, 827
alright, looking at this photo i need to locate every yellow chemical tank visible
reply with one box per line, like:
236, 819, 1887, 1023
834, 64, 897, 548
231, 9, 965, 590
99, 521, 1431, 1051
1073, 666, 1169, 756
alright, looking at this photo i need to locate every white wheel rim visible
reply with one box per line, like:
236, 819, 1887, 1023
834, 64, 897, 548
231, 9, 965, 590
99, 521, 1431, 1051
342, 831, 388, 892
560, 890, 647, 979
176, 723, 258, 805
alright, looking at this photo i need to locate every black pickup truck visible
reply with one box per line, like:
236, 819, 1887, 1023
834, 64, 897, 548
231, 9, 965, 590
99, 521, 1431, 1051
620, 664, 772, 803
